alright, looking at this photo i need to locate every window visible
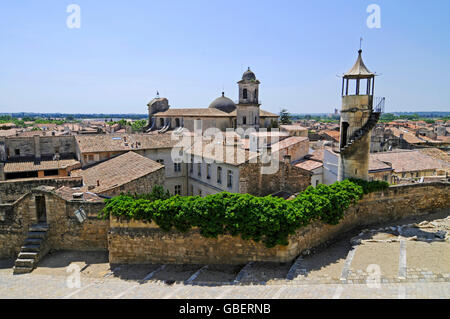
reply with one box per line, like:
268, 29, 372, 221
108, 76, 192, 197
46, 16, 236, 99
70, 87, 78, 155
160, 118, 164, 127
197, 163, 202, 177
174, 185, 182, 195
206, 164, 211, 179
156, 159, 164, 165
227, 170, 233, 188
254, 116, 257, 124
174, 163, 181, 172
44, 169, 59, 177
243, 116, 247, 125
175, 118, 181, 127
190, 155, 194, 173
88, 155, 94, 162
243, 88, 248, 99
14, 149, 20, 156
217, 166, 222, 184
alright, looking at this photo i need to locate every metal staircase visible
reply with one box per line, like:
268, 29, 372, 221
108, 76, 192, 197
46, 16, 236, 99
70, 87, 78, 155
340, 98, 384, 155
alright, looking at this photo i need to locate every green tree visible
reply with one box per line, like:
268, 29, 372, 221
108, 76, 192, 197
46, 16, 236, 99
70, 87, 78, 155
279, 109, 292, 125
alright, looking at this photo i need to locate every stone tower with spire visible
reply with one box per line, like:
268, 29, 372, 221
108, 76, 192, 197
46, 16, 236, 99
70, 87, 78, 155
338, 49, 382, 181
236, 67, 261, 130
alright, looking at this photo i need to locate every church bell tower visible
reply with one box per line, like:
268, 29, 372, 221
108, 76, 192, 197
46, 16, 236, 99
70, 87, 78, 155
236, 67, 261, 130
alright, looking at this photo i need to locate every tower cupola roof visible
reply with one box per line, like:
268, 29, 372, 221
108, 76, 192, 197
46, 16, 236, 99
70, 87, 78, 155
344, 50, 374, 79
242, 67, 256, 81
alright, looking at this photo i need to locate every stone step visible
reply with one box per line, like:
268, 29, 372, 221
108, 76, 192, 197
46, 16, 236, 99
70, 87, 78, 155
27, 231, 47, 239
18, 252, 38, 260
13, 266, 33, 275
29, 224, 49, 232
15, 258, 35, 268
21, 244, 41, 253
24, 238, 43, 245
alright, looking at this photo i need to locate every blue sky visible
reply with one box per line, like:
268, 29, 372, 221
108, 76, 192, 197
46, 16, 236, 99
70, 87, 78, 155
1, 0, 449, 115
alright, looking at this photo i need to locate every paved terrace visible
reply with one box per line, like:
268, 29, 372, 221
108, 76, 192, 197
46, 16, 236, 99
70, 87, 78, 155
0, 211, 449, 299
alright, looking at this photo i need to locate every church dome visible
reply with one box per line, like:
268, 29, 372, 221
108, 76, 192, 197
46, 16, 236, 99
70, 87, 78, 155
208, 92, 236, 113
242, 67, 256, 81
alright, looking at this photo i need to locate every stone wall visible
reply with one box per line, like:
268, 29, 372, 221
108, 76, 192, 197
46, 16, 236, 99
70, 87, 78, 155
108, 182, 450, 264
0, 187, 108, 258
0, 176, 83, 203
98, 168, 165, 198
239, 160, 311, 197
1, 135, 76, 161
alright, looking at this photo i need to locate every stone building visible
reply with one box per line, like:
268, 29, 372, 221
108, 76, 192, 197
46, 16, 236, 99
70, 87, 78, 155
74, 133, 186, 196
338, 49, 382, 181
184, 136, 311, 197
148, 68, 278, 133
71, 151, 165, 197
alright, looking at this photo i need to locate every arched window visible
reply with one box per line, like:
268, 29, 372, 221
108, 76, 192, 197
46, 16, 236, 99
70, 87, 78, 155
254, 89, 258, 102
243, 89, 248, 99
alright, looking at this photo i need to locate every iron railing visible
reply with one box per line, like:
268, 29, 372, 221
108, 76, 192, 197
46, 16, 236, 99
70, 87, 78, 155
374, 97, 385, 114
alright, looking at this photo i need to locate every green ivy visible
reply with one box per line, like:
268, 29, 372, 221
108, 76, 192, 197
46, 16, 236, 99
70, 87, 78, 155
348, 178, 389, 194
99, 180, 387, 248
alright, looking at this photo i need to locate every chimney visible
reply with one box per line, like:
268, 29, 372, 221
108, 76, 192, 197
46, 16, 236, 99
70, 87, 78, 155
283, 154, 291, 164
34, 135, 41, 164
0, 162, 5, 182
266, 145, 272, 157
0, 137, 6, 162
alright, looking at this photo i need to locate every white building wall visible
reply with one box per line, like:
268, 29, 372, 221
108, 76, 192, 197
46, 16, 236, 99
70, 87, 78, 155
323, 148, 339, 185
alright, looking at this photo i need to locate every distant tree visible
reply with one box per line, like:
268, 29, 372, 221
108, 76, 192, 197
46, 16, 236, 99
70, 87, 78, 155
131, 119, 147, 132
279, 109, 292, 125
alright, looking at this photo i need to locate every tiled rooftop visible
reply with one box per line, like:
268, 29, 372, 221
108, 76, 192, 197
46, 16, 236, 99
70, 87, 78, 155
76, 133, 181, 153
4, 159, 80, 173
370, 150, 448, 173
54, 186, 104, 202
71, 151, 164, 194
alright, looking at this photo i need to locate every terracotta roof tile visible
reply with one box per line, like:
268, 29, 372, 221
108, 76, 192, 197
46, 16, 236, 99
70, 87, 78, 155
75, 133, 180, 153
71, 151, 164, 194
294, 160, 323, 171
4, 159, 80, 173
370, 150, 449, 173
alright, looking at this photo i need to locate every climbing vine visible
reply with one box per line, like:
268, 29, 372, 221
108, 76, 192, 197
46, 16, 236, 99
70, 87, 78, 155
99, 180, 388, 248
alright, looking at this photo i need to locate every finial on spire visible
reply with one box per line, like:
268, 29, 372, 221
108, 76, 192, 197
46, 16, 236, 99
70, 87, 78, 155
359, 37, 363, 51
222, 91, 225, 97
156, 91, 160, 98
248, 67, 250, 71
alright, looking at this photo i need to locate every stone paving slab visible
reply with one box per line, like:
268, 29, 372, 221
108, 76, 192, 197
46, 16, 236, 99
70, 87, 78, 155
349, 242, 401, 281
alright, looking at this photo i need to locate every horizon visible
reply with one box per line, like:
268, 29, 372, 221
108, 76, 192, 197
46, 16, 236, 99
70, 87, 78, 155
1, 1, 450, 114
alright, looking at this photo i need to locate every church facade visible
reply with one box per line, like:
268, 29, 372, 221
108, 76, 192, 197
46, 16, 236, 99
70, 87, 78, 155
147, 68, 279, 133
